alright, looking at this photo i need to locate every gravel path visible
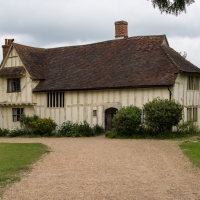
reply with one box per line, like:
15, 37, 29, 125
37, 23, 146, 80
0, 136, 200, 200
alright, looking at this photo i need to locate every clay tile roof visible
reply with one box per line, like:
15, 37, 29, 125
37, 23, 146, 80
12, 43, 46, 80
161, 45, 200, 74
33, 35, 179, 92
9, 35, 199, 92
0, 66, 24, 77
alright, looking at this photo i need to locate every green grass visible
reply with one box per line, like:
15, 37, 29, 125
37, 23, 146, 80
0, 143, 49, 197
179, 139, 200, 168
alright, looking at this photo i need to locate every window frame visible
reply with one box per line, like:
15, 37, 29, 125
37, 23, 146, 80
7, 78, 21, 93
187, 76, 199, 90
187, 107, 198, 122
12, 108, 24, 122
47, 92, 64, 108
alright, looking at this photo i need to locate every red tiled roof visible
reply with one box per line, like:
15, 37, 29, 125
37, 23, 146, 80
12, 43, 46, 80
0, 66, 24, 77
8, 35, 200, 92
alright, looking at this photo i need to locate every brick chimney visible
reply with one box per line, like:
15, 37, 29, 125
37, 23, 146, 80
2, 39, 14, 59
115, 21, 128, 39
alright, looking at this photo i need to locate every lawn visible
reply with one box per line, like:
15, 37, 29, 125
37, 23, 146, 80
0, 143, 49, 197
179, 139, 200, 168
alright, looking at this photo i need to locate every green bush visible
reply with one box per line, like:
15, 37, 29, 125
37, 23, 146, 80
29, 118, 57, 136
77, 121, 94, 137
112, 105, 142, 136
93, 124, 104, 135
57, 121, 104, 137
144, 98, 183, 132
8, 129, 33, 137
19, 114, 39, 130
177, 120, 199, 135
0, 128, 9, 137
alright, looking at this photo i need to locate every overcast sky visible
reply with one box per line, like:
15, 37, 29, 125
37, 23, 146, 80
0, 0, 199, 67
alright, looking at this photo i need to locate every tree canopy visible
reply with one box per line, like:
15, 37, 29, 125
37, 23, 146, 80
150, 0, 195, 15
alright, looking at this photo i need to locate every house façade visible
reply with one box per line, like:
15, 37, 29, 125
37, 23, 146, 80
0, 21, 200, 131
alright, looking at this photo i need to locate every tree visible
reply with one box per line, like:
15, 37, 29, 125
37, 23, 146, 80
179, 51, 187, 59
149, 0, 195, 15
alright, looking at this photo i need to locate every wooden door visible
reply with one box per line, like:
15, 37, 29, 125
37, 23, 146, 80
105, 108, 117, 131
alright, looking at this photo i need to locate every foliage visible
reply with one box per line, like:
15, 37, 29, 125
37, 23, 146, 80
0, 143, 49, 197
177, 120, 199, 135
93, 124, 104, 135
112, 105, 142, 137
106, 122, 200, 139
144, 98, 183, 132
179, 51, 187, 59
179, 139, 200, 168
29, 118, 57, 136
0, 128, 9, 137
150, 0, 194, 15
19, 114, 39, 130
57, 121, 104, 137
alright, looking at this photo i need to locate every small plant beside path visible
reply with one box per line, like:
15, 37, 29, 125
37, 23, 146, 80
0, 143, 49, 197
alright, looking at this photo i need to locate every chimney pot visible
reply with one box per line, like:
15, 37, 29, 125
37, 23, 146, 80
115, 20, 128, 39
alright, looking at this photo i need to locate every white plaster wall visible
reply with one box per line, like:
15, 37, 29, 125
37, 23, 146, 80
173, 73, 200, 126
32, 87, 169, 129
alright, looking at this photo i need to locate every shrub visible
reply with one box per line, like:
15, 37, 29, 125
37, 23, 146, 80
105, 131, 118, 138
0, 128, 9, 137
177, 120, 199, 135
57, 121, 104, 137
29, 118, 57, 136
93, 124, 104, 135
8, 129, 33, 137
19, 114, 39, 130
77, 121, 94, 137
144, 98, 183, 132
112, 105, 142, 136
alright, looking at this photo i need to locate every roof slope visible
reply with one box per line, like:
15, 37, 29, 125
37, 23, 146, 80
0, 66, 24, 77
161, 45, 200, 73
34, 35, 180, 91
4, 35, 200, 91
12, 43, 46, 80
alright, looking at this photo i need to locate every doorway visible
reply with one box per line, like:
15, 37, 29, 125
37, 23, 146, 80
105, 108, 118, 132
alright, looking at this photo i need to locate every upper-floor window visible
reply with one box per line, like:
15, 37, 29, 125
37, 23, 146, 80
47, 92, 64, 108
187, 107, 197, 122
12, 108, 24, 122
7, 78, 21, 92
187, 76, 199, 90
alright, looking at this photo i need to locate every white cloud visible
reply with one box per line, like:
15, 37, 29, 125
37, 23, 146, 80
0, 0, 199, 66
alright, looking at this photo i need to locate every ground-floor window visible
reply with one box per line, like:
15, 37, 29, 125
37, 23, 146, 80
187, 107, 197, 122
12, 108, 24, 122
47, 92, 64, 107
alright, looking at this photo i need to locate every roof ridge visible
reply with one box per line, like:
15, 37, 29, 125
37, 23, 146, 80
42, 34, 167, 50
13, 43, 45, 50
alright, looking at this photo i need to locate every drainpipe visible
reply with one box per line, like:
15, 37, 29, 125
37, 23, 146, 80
168, 87, 172, 100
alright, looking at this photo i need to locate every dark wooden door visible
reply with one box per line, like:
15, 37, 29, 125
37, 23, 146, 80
105, 108, 117, 131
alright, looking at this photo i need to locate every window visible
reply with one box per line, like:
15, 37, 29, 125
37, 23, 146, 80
12, 108, 24, 122
187, 76, 199, 90
7, 78, 21, 92
93, 110, 97, 116
187, 108, 197, 122
47, 92, 64, 107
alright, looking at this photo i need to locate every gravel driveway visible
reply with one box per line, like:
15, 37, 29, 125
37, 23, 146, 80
0, 136, 200, 200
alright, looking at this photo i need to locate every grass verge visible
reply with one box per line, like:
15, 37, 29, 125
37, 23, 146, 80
0, 143, 49, 197
179, 139, 200, 168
